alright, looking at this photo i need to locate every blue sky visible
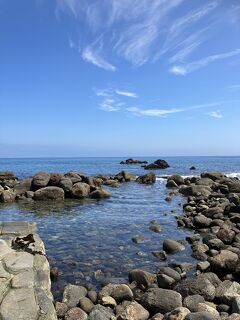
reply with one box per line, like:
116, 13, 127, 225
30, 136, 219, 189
0, 0, 240, 157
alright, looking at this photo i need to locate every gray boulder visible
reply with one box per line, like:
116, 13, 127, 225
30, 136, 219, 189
32, 172, 50, 189
90, 188, 111, 199
59, 178, 73, 193
141, 288, 182, 314
88, 305, 116, 320
163, 239, 185, 254
71, 182, 90, 198
136, 173, 156, 184
62, 284, 87, 308
34, 187, 64, 201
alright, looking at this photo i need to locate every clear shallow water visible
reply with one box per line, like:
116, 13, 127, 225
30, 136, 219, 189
0, 156, 239, 299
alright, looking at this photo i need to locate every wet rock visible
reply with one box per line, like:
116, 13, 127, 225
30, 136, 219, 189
32, 172, 50, 190
88, 304, 116, 320
50, 267, 62, 281
0, 171, 17, 181
141, 288, 182, 314
175, 277, 216, 301
34, 186, 65, 200
62, 284, 87, 308
157, 274, 175, 289
183, 295, 205, 312
136, 173, 156, 184
64, 307, 88, 320
90, 188, 112, 199
71, 182, 90, 198
193, 215, 212, 228
132, 236, 148, 244
114, 171, 137, 182
208, 250, 239, 273
163, 239, 185, 254
144, 159, 170, 170
167, 175, 185, 186
166, 180, 179, 188
149, 221, 162, 233
190, 167, 196, 170
0, 190, 15, 203
129, 269, 156, 288
152, 251, 167, 260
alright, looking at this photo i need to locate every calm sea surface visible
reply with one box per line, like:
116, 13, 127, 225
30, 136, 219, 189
0, 156, 239, 299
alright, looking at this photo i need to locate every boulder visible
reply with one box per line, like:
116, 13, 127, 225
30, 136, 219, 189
32, 172, 50, 190
59, 178, 73, 193
136, 173, 156, 184
111, 284, 133, 302
120, 159, 148, 165
129, 269, 156, 288
208, 250, 239, 273
167, 175, 185, 186
34, 186, 64, 201
88, 305, 116, 320
90, 188, 111, 199
163, 239, 185, 254
117, 301, 149, 320
144, 159, 170, 170
65, 307, 88, 320
216, 228, 235, 244
62, 284, 87, 308
215, 280, 240, 304
200, 172, 225, 181
64, 172, 82, 184
0, 190, 16, 202
163, 307, 190, 320
175, 278, 216, 301
49, 173, 64, 186
0, 172, 17, 181
185, 312, 216, 320
114, 171, 136, 182
141, 288, 182, 314
183, 295, 205, 312
179, 185, 211, 197
71, 182, 90, 198
79, 297, 94, 314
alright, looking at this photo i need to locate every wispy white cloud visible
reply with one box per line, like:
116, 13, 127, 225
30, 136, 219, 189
170, 48, 240, 75
115, 90, 138, 98
207, 110, 223, 118
82, 46, 117, 72
100, 98, 122, 112
126, 107, 183, 117
157, 1, 219, 59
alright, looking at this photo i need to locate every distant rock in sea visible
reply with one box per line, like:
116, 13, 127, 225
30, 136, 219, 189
144, 159, 170, 170
120, 158, 148, 165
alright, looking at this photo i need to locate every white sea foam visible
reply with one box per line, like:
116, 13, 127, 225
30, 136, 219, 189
226, 172, 240, 179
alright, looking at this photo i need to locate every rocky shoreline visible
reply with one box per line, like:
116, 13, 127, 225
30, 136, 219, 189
51, 172, 240, 320
0, 170, 155, 203
1, 170, 240, 319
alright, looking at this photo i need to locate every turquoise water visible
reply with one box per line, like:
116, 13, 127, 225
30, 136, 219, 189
0, 156, 239, 299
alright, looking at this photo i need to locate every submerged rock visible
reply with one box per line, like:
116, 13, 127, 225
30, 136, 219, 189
136, 173, 156, 184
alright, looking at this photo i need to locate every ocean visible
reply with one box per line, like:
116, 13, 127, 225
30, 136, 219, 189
0, 156, 239, 299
